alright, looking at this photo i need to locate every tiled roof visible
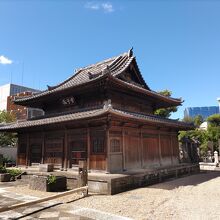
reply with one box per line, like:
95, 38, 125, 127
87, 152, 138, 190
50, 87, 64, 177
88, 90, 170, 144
110, 108, 193, 129
110, 76, 182, 105
15, 49, 148, 103
14, 49, 182, 106
0, 108, 107, 131
0, 107, 193, 131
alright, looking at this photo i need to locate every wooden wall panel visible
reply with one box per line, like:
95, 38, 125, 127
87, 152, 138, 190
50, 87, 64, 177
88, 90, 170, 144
44, 137, 64, 168
68, 129, 87, 167
142, 135, 160, 168
29, 134, 43, 164
172, 135, 179, 164
160, 135, 172, 165
17, 134, 27, 166
124, 130, 141, 169
172, 135, 179, 157
89, 129, 106, 170
89, 155, 106, 170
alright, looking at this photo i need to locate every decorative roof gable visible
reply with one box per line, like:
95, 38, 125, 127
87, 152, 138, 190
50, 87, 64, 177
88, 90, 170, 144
14, 48, 181, 107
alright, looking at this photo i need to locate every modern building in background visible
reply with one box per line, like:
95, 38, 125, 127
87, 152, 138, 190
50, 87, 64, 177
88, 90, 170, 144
7, 91, 44, 120
184, 99, 220, 119
0, 83, 43, 120
0, 83, 39, 111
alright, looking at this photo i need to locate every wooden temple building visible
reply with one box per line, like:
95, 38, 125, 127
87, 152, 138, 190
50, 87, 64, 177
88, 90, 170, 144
0, 49, 193, 174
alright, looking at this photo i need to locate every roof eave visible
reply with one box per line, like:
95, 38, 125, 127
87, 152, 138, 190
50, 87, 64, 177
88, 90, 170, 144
108, 76, 182, 107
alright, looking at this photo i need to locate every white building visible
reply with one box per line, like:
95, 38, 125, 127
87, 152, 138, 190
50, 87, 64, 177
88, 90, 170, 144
0, 83, 39, 111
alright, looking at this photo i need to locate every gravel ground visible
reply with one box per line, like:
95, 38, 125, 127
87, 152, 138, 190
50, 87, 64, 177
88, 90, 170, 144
6, 184, 84, 204
3, 171, 220, 220
70, 171, 220, 220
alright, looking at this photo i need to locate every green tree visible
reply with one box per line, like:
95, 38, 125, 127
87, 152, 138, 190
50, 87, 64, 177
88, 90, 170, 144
193, 115, 203, 127
0, 111, 17, 147
154, 89, 178, 118
182, 116, 194, 124
207, 114, 220, 127
179, 113, 220, 156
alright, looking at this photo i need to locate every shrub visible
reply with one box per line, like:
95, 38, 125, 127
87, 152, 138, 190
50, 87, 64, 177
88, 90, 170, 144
0, 166, 7, 174
6, 168, 22, 177
47, 174, 56, 185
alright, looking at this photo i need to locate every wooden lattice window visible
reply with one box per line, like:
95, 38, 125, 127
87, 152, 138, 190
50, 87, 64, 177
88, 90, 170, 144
110, 139, 121, 152
92, 138, 104, 153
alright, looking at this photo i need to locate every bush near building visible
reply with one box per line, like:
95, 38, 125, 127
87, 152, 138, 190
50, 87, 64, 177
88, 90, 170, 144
0, 111, 17, 147
179, 114, 220, 156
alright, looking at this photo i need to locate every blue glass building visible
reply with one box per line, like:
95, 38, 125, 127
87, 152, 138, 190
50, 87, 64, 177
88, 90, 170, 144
184, 106, 220, 119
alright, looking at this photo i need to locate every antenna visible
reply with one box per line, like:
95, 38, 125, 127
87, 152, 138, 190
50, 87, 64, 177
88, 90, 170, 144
10, 72, 13, 83
21, 62, 24, 86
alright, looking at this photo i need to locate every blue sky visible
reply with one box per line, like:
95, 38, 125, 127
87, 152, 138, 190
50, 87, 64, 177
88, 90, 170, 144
0, 0, 220, 119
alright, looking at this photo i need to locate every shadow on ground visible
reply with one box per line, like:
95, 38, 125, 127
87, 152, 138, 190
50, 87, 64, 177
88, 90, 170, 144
148, 171, 220, 190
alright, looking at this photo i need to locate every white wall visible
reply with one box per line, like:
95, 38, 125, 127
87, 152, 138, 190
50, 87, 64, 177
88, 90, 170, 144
0, 84, 11, 111
0, 147, 17, 161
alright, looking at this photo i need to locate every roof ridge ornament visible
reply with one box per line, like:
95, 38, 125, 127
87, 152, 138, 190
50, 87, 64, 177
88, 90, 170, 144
128, 47, 133, 57
88, 71, 102, 79
102, 65, 111, 75
47, 85, 54, 91
103, 99, 112, 110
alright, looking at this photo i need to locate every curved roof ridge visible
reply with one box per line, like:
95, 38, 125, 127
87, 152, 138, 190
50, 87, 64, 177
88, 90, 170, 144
78, 51, 128, 72
44, 51, 129, 90
110, 76, 182, 104
132, 56, 150, 90
110, 55, 131, 73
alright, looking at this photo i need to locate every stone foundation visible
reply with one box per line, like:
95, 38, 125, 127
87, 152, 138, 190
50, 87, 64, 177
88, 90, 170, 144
0, 173, 11, 182
21, 163, 200, 195
29, 175, 67, 192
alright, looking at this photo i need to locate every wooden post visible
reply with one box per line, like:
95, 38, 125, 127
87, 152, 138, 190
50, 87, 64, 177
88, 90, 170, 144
106, 125, 110, 173
78, 160, 88, 189
64, 130, 68, 170
26, 133, 30, 167
170, 135, 174, 165
87, 127, 90, 171
41, 132, 45, 164
158, 132, 162, 166
122, 126, 126, 171
140, 127, 143, 168
16, 137, 20, 167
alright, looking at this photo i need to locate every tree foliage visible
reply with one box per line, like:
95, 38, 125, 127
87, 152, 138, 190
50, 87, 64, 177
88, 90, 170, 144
182, 116, 194, 124
193, 115, 204, 127
0, 111, 17, 147
154, 90, 178, 118
179, 113, 220, 156
182, 115, 203, 127
207, 114, 220, 127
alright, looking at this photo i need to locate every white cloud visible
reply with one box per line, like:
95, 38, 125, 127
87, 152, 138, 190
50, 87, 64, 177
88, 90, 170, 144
0, 55, 13, 65
85, 2, 100, 10
101, 3, 114, 13
85, 2, 114, 13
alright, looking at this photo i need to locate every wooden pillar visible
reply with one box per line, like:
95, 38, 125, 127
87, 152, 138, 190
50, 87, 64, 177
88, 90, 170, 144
106, 126, 110, 173
158, 132, 162, 166
140, 127, 143, 168
64, 129, 68, 170
16, 135, 20, 167
122, 126, 126, 171
87, 127, 90, 170
41, 132, 45, 164
170, 135, 174, 165
26, 133, 30, 167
